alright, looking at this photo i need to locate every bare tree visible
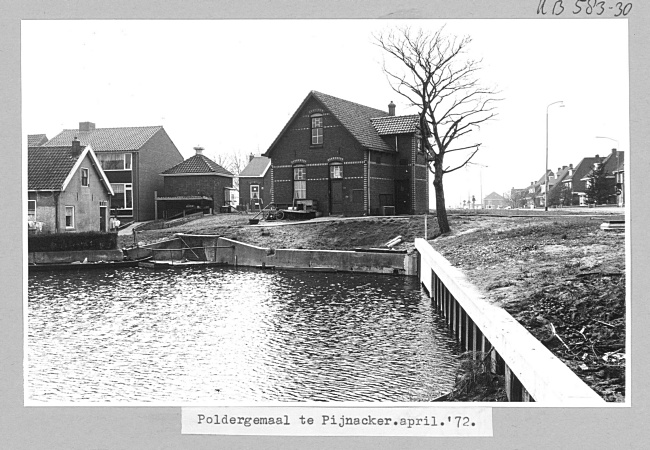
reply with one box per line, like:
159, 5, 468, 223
211, 149, 251, 190
375, 27, 500, 233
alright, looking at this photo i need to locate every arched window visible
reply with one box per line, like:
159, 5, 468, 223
293, 165, 307, 199
329, 162, 343, 179
311, 113, 323, 145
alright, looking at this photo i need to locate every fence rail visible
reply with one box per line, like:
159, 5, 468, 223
415, 238, 604, 404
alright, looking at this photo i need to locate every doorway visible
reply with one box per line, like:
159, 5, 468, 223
395, 180, 410, 214
100, 205, 107, 232
329, 163, 343, 215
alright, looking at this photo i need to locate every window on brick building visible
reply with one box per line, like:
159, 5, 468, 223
311, 113, 323, 145
293, 165, 306, 199
329, 163, 343, 179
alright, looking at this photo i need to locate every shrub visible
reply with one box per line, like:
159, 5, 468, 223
29, 231, 118, 252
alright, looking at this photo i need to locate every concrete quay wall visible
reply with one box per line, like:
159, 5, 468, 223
127, 235, 416, 275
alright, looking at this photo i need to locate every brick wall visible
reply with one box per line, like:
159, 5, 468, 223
267, 96, 429, 216
267, 96, 368, 216
238, 174, 272, 209
163, 174, 233, 208
137, 128, 184, 221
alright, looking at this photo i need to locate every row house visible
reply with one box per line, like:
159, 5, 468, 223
579, 149, 624, 205
517, 149, 624, 208
262, 91, 429, 217
42, 122, 184, 221
28, 139, 113, 233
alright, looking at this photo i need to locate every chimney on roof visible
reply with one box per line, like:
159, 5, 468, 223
388, 101, 396, 116
611, 148, 617, 155
249, 153, 255, 162
569, 163, 573, 169
595, 154, 599, 158
194, 146, 204, 156
79, 122, 95, 132
71, 137, 82, 158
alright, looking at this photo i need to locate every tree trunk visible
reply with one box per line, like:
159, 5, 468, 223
433, 171, 450, 234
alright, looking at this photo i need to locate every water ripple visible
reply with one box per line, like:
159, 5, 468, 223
28, 267, 459, 403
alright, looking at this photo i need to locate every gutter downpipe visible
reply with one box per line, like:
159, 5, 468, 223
54, 191, 60, 233
367, 149, 371, 216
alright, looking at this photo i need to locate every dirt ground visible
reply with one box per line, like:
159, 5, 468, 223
429, 213, 626, 402
123, 209, 626, 402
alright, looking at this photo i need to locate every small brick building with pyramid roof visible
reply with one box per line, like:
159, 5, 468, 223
157, 146, 234, 218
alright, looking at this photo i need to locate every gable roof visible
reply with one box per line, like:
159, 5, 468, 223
28, 144, 113, 194
265, 91, 418, 156
581, 151, 624, 180
239, 156, 271, 178
43, 126, 163, 152
162, 154, 234, 177
484, 192, 505, 201
28, 134, 48, 147
370, 115, 420, 135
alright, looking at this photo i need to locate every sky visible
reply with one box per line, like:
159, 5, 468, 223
22, 19, 628, 207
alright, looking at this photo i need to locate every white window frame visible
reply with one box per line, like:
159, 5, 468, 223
110, 183, 133, 211
81, 167, 89, 187
329, 163, 343, 179
65, 206, 75, 229
311, 114, 323, 145
28, 200, 36, 221
293, 166, 307, 199
250, 184, 260, 200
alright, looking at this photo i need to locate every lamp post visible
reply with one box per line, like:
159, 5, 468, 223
545, 101, 565, 211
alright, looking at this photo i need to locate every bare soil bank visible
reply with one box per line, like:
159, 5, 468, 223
430, 213, 626, 402
123, 209, 626, 401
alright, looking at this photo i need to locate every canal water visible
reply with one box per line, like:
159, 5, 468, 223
27, 267, 460, 403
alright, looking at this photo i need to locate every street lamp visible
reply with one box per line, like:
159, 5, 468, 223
545, 100, 565, 211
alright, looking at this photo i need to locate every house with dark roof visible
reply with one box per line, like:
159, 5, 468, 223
613, 154, 625, 207
263, 91, 429, 216
28, 138, 114, 233
238, 155, 272, 210
156, 146, 234, 218
43, 122, 183, 221
579, 149, 624, 205
560, 155, 601, 206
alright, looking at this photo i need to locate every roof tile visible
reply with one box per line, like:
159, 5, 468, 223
370, 115, 419, 135
43, 126, 162, 152
28, 146, 83, 190
162, 154, 234, 176
311, 91, 394, 152
28, 134, 48, 147
239, 156, 271, 177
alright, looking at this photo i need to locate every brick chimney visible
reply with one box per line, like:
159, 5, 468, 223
79, 122, 95, 132
388, 101, 396, 116
71, 137, 82, 158
249, 153, 255, 162
194, 146, 204, 156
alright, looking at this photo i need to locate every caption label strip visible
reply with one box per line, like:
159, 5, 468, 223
181, 407, 492, 436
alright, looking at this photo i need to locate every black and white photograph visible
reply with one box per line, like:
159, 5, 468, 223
23, 18, 628, 409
